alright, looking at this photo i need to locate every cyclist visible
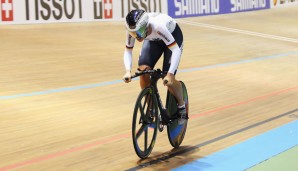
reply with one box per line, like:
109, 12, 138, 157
122, 9, 187, 124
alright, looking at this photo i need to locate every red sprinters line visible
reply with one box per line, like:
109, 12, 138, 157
1, 86, 298, 171
190, 86, 298, 119
0, 134, 130, 171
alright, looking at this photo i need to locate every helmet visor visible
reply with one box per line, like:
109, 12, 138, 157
128, 24, 147, 39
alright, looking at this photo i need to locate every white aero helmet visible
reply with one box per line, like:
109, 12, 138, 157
125, 9, 149, 39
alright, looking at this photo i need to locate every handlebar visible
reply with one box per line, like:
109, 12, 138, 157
131, 69, 163, 79
125, 69, 168, 84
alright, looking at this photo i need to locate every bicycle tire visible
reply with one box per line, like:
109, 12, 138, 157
132, 87, 159, 159
166, 81, 189, 148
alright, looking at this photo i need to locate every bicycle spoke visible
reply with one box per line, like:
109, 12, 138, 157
136, 124, 147, 140
138, 102, 146, 124
138, 101, 145, 115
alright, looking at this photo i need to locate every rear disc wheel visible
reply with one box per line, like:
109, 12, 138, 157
167, 81, 189, 148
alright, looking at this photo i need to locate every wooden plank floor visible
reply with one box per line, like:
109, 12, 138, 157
0, 6, 297, 171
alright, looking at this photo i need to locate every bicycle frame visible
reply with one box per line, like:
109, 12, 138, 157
131, 69, 171, 127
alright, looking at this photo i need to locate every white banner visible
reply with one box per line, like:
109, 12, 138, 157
0, 0, 168, 25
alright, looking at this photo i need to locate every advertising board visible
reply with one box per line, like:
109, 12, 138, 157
168, 0, 271, 18
0, 0, 168, 25
1, 0, 296, 25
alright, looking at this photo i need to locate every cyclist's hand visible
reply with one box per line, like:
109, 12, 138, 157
123, 71, 132, 83
163, 73, 175, 86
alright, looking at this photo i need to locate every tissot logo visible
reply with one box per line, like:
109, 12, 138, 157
94, 0, 113, 19
1, 0, 13, 21
120, 0, 162, 18
25, 0, 83, 21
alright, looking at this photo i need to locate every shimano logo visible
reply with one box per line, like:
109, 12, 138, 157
231, 0, 266, 12
174, 0, 220, 16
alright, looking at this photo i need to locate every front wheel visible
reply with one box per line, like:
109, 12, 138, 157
166, 81, 189, 148
132, 87, 159, 159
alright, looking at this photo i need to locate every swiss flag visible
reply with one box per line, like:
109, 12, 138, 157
104, 0, 113, 19
1, 0, 13, 21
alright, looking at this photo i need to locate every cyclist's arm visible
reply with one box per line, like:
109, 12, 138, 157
156, 25, 182, 74
167, 42, 181, 74
123, 32, 135, 72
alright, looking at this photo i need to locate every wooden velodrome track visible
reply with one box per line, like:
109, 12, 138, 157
1, 6, 298, 171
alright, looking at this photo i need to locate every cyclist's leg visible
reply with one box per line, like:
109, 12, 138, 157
139, 65, 151, 89
138, 40, 164, 89
162, 66, 184, 106
163, 61, 186, 124
163, 24, 184, 106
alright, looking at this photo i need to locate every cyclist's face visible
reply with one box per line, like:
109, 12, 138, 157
128, 24, 147, 40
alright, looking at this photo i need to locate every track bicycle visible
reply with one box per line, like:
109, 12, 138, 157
129, 69, 189, 159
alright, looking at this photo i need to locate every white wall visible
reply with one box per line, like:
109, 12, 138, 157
0, 0, 168, 24
1, 0, 297, 25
